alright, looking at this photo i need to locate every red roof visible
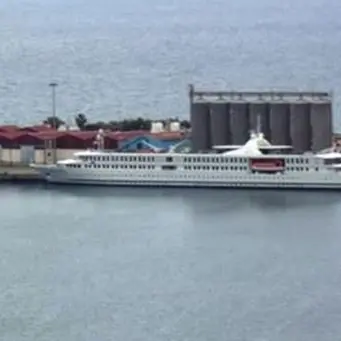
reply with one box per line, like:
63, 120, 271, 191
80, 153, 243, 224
19, 125, 54, 132
58, 131, 97, 140
0, 132, 21, 140
17, 132, 56, 142
0, 125, 20, 133
0, 127, 185, 142
112, 131, 184, 142
150, 131, 184, 140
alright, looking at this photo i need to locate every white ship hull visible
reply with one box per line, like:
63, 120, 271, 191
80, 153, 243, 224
31, 164, 341, 190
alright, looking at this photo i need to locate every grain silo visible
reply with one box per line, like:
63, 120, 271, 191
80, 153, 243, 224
188, 85, 333, 153
310, 101, 333, 151
269, 102, 291, 146
229, 102, 250, 144
209, 102, 231, 146
290, 102, 311, 153
190, 102, 211, 152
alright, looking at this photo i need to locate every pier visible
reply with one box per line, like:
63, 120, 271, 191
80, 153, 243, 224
0, 164, 42, 183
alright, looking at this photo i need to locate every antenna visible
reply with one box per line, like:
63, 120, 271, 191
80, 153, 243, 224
256, 113, 262, 135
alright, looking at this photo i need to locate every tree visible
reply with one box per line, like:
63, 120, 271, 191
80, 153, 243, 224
180, 120, 191, 129
75, 113, 88, 130
43, 116, 65, 129
84, 121, 108, 131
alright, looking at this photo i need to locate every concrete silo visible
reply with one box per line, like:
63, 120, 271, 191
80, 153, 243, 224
269, 102, 291, 146
290, 102, 311, 153
190, 102, 211, 152
229, 102, 250, 145
188, 86, 333, 154
310, 101, 333, 151
249, 102, 271, 139
210, 103, 231, 146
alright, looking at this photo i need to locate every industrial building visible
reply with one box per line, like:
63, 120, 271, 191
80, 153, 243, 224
116, 133, 183, 152
189, 84, 333, 153
0, 125, 184, 165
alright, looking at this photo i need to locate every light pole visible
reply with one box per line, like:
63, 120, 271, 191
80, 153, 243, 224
49, 82, 58, 163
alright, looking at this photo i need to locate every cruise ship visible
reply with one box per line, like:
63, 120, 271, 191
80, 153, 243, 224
30, 128, 341, 189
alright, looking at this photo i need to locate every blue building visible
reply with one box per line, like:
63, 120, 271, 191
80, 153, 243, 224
117, 135, 181, 152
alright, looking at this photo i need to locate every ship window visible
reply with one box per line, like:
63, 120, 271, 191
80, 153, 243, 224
166, 156, 173, 162
162, 165, 177, 170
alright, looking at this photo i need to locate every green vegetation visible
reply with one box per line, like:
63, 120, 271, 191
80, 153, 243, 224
43, 116, 65, 129
44, 114, 191, 131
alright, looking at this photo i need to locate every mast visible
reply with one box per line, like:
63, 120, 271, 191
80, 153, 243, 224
256, 113, 261, 135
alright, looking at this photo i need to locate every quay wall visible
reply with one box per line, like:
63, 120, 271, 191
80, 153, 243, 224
0, 148, 81, 165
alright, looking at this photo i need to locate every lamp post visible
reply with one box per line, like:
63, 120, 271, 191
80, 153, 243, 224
49, 82, 58, 163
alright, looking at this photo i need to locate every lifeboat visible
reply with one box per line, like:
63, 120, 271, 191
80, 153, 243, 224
250, 158, 285, 172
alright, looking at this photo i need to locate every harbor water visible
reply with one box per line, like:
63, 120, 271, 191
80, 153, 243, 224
1, 184, 341, 340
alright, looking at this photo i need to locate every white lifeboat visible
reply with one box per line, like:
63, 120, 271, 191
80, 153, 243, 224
315, 152, 341, 159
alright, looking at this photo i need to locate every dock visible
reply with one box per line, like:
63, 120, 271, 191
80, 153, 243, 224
0, 164, 43, 183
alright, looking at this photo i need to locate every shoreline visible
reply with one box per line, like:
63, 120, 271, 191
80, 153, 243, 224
0, 165, 43, 183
